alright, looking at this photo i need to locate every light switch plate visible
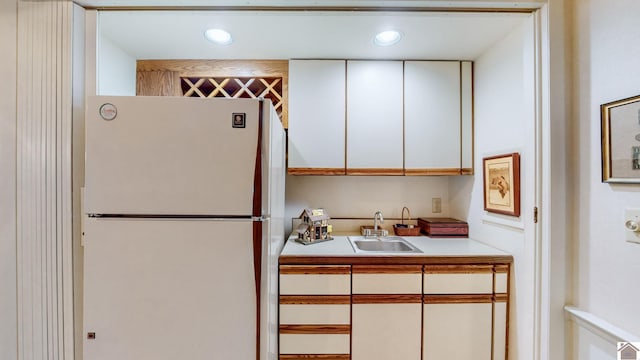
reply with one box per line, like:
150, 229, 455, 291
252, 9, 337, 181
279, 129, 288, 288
624, 208, 640, 244
432, 198, 442, 213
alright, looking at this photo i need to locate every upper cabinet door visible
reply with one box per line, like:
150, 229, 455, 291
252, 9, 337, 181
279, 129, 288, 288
346, 61, 404, 175
405, 61, 461, 175
288, 60, 346, 175
461, 61, 474, 174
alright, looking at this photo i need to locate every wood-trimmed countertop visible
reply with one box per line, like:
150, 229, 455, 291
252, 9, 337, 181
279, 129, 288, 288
279, 235, 513, 265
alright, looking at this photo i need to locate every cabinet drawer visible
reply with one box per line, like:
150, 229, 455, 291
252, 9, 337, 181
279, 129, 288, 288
280, 265, 351, 295
280, 304, 350, 325
279, 334, 350, 354
423, 265, 493, 294
495, 265, 509, 293
352, 265, 422, 294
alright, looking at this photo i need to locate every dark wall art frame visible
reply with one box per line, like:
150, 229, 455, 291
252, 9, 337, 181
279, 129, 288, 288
483, 152, 521, 217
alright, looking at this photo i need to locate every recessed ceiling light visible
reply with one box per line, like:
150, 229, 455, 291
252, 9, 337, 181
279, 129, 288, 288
373, 30, 403, 46
204, 28, 233, 45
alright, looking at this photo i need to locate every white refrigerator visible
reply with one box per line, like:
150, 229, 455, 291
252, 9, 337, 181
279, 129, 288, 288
82, 96, 285, 360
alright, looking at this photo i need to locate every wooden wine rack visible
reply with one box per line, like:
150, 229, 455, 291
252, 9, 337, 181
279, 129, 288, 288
181, 76, 283, 118
137, 60, 289, 127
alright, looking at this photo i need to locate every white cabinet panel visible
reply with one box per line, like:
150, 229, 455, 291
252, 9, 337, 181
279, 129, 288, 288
280, 273, 351, 295
424, 272, 493, 294
495, 271, 509, 293
494, 301, 508, 360
280, 334, 350, 354
404, 61, 461, 173
351, 266, 422, 360
461, 61, 474, 173
352, 303, 422, 360
347, 61, 404, 172
288, 60, 346, 172
352, 273, 422, 294
423, 302, 493, 360
280, 304, 350, 325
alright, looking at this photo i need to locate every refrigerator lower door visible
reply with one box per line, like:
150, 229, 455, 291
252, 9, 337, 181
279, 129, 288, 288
83, 217, 257, 360
258, 218, 280, 360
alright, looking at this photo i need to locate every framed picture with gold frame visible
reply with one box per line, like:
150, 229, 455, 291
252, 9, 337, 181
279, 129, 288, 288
601, 94, 640, 183
483, 153, 521, 217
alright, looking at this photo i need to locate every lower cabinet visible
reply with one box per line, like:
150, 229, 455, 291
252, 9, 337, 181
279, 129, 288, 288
352, 302, 422, 360
278, 263, 510, 360
351, 265, 422, 360
423, 264, 509, 360
423, 298, 493, 359
279, 265, 352, 359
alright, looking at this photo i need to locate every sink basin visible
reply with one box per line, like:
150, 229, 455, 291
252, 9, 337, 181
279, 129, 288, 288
348, 236, 422, 254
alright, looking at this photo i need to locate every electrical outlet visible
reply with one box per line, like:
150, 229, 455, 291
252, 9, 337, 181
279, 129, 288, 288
624, 208, 640, 244
432, 198, 442, 213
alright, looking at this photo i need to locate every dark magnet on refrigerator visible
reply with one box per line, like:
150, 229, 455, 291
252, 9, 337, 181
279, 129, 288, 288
232, 113, 246, 128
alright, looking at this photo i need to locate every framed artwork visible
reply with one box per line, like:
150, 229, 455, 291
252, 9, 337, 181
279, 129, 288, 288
483, 153, 521, 217
601, 94, 640, 183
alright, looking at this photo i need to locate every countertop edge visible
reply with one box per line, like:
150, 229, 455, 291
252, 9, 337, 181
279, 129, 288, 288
279, 254, 514, 265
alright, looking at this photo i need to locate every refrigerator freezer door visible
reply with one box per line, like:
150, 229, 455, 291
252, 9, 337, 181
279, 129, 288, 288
85, 96, 261, 216
83, 218, 257, 360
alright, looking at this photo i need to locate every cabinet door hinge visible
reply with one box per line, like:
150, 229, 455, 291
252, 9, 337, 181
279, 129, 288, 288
534, 207, 539, 224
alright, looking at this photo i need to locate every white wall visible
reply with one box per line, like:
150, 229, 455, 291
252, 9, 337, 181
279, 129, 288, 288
572, 324, 616, 360
98, 35, 136, 95
450, 16, 536, 360
0, 1, 17, 360
285, 175, 449, 234
570, 0, 640, 357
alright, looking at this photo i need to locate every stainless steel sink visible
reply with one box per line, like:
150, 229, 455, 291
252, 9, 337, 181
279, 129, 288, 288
348, 236, 422, 254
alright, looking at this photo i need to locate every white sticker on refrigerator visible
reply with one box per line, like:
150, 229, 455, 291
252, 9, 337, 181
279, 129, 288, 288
99, 103, 117, 121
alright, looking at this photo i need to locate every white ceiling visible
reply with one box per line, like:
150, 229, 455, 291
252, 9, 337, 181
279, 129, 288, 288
99, 10, 530, 60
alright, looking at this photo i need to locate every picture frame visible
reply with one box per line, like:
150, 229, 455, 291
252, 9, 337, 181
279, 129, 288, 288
601, 94, 640, 183
483, 153, 521, 217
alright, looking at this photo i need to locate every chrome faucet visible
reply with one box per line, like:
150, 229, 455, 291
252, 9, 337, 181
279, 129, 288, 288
373, 210, 384, 232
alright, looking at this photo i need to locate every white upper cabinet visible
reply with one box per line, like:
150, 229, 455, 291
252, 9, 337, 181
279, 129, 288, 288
288, 60, 346, 174
405, 61, 461, 175
346, 61, 404, 175
461, 61, 474, 174
286, 59, 473, 176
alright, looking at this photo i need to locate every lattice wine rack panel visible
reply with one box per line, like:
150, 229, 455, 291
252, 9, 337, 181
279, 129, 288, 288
181, 76, 284, 119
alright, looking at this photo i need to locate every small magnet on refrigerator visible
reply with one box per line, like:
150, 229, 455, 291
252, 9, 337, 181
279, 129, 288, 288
232, 113, 246, 128
99, 103, 117, 121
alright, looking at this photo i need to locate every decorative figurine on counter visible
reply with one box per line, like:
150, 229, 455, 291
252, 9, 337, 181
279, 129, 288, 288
295, 208, 333, 245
